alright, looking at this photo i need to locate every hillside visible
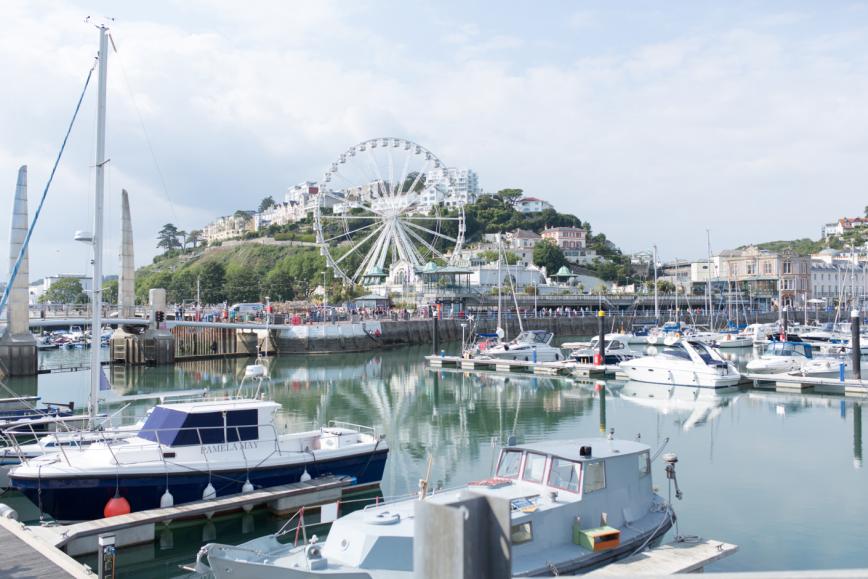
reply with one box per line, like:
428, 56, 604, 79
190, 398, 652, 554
746, 238, 825, 256
138, 190, 632, 304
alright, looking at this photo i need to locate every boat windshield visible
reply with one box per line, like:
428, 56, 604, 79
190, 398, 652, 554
660, 344, 691, 360
548, 457, 581, 493
138, 406, 259, 447
496, 449, 523, 478
691, 342, 717, 365
515, 331, 552, 344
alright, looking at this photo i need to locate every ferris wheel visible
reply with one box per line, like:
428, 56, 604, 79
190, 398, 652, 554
314, 137, 466, 285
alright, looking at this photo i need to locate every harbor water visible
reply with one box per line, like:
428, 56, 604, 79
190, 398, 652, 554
3, 341, 867, 576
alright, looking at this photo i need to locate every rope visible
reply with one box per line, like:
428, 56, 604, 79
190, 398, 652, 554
0, 57, 97, 320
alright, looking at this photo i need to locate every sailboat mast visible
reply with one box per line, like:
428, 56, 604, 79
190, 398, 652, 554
652, 245, 659, 322
496, 233, 503, 337
89, 25, 109, 423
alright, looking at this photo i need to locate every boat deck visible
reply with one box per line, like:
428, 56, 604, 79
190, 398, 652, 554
426, 355, 620, 377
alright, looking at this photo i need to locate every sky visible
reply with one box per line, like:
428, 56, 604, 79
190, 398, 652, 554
2, 0, 868, 279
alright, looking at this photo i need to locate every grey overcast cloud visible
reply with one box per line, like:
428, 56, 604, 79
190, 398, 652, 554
2, 0, 866, 278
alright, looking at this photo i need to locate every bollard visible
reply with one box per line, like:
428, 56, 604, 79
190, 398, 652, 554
851, 310, 861, 380
840, 362, 846, 383
532, 349, 537, 364
98, 534, 116, 579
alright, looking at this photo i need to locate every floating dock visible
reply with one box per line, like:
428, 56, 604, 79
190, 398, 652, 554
28, 474, 354, 557
425, 355, 620, 377
585, 537, 739, 576
743, 372, 868, 396
0, 518, 90, 578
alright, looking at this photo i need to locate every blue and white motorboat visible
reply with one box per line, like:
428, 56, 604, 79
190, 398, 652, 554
8, 398, 388, 521
746, 341, 815, 374
201, 436, 678, 577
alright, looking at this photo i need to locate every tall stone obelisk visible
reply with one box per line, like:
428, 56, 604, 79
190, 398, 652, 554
0, 166, 37, 376
118, 189, 135, 318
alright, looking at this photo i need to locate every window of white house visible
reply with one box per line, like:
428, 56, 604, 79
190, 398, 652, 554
522, 453, 547, 483
583, 461, 606, 494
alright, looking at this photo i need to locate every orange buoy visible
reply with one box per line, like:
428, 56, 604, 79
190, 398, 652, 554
104, 492, 131, 518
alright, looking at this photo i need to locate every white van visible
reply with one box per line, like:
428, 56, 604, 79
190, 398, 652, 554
229, 303, 264, 315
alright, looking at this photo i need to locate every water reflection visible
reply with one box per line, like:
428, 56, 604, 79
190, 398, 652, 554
8, 344, 868, 576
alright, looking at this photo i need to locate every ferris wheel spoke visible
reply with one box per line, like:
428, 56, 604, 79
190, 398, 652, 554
397, 157, 434, 198
402, 216, 464, 221
332, 223, 385, 266
321, 221, 380, 244
402, 222, 446, 260
394, 146, 412, 198
393, 223, 420, 266
353, 223, 392, 283
404, 220, 458, 243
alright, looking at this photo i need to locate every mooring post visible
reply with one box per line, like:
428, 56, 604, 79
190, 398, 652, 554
851, 309, 861, 380
432, 316, 440, 356
596, 309, 605, 366
98, 534, 116, 579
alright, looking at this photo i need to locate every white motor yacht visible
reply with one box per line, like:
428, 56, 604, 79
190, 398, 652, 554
746, 342, 815, 374
619, 340, 741, 388
201, 437, 677, 578
480, 330, 565, 362
570, 335, 639, 365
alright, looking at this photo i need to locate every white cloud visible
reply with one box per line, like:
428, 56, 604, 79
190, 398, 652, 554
2, 0, 868, 282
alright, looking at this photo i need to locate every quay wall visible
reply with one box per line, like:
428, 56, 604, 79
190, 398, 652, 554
108, 311, 787, 364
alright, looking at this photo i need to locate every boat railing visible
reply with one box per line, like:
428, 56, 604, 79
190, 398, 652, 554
327, 420, 377, 437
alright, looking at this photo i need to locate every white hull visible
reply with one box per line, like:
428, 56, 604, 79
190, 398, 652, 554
482, 348, 563, 362
716, 336, 753, 348
619, 362, 741, 388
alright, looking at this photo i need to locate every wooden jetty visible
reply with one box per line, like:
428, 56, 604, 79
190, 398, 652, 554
30, 474, 353, 557
743, 372, 868, 396
585, 537, 739, 576
0, 518, 90, 578
425, 354, 620, 378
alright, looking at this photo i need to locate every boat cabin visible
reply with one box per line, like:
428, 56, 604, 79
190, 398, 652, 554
512, 330, 554, 345
137, 400, 280, 447
762, 341, 812, 359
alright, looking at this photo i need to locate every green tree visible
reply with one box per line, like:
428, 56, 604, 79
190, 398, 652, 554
494, 188, 523, 207
478, 250, 520, 264
102, 279, 118, 304
39, 278, 87, 304
157, 223, 181, 253
258, 196, 276, 213
224, 264, 261, 303
401, 172, 427, 193
533, 240, 568, 274
197, 261, 226, 304
187, 229, 203, 250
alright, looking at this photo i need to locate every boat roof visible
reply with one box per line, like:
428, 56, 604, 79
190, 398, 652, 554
154, 398, 279, 414
510, 438, 649, 461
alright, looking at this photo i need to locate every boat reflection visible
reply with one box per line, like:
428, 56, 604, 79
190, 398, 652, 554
618, 380, 740, 431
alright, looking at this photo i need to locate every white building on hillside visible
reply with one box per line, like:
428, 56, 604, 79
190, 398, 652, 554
425, 167, 479, 208
515, 197, 553, 213
203, 213, 254, 244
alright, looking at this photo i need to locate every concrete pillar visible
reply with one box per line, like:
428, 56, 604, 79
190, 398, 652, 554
0, 166, 37, 376
414, 492, 511, 579
118, 189, 135, 318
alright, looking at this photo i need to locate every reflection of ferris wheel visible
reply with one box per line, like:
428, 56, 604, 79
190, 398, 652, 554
314, 137, 466, 285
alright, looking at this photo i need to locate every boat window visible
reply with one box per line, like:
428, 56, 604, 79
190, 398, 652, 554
496, 450, 523, 478
583, 461, 606, 494
610, 341, 622, 349
548, 457, 581, 493
661, 346, 691, 360
638, 452, 650, 477
139, 407, 258, 447
522, 453, 547, 483
511, 522, 533, 545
